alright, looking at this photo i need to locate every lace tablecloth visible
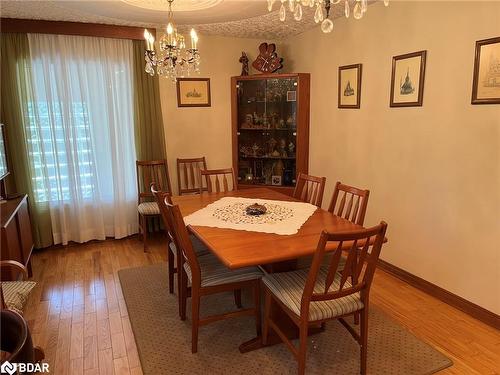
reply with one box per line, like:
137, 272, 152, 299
183, 197, 317, 235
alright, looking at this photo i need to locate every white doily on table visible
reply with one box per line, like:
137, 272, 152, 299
184, 197, 318, 235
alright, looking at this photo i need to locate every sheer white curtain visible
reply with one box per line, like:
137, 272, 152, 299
24, 33, 138, 245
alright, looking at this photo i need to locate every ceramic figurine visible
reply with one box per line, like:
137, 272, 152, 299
288, 141, 295, 155
279, 138, 287, 157
252, 143, 260, 157
272, 159, 285, 177
239, 52, 249, 76
267, 138, 277, 156
242, 114, 253, 129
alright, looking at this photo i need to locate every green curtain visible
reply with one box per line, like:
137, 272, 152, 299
132, 40, 167, 161
0, 33, 53, 248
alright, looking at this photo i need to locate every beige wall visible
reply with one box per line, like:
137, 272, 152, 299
286, 1, 500, 313
158, 1, 499, 314
158, 35, 285, 193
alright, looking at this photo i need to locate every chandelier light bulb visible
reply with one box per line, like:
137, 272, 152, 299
267, 0, 275, 11
384, 0, 389, 6
166, 23, 173, 35
190, 28, 198, 49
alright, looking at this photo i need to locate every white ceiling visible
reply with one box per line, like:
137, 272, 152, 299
0, 0, 373, 39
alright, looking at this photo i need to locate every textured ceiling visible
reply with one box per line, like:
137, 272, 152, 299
0, 0, 376, 39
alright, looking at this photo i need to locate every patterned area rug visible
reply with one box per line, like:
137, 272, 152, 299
118, 264, 452, 375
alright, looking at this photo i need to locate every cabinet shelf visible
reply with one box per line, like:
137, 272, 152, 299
240, 156, 296, 160
238, 128, 296, 132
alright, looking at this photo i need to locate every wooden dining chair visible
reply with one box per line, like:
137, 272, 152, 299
262, 222, 387, 375
151, 185, 209, 302
328, 182, 370, 326
200, 168, 237, 194
328, 181, 370, 226
177, 157, 208, 195
136, 160, 172, 252
161, 198, 262, 353
293, 173, 326, 207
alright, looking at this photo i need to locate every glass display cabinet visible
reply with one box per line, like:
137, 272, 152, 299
231, 73, 310, 194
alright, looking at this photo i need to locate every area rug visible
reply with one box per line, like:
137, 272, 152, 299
118, 264, 452, 375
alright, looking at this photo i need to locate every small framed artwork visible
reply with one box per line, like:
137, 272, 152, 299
176, 78, 211, 107
271, 175, 282, 186
390, 50, 427, 107
338, 64, 362, 109
286, 91, 297, 102
472, 37, 500, 105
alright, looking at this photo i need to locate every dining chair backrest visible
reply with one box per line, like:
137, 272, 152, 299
328, 181, 370, 225
200, 168, 237, 194
162, 200, 201, 285
136, 160, 172, 203
151, 183, 173, 235
177, 157, 208, 195
301, 222, 387, 320
293, 173, 326, 207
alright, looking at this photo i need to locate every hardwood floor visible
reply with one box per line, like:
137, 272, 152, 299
23, 235, 500, 375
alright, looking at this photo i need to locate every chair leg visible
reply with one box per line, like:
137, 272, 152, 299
180, 269, 188, 321
297, 322, 308, 375
262, 289, 272, 345
234, 289, 242, 308
167, 244, 175, 294
191, 288, 200, 354
177, 248, 183, 300
253, 281, 261, 335
142, 215, 149, 252
360, 308, 368, 375
354, 312, 360, 325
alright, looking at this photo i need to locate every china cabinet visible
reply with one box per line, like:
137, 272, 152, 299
231, 73, 310, 194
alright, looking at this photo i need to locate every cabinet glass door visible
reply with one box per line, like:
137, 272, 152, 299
236, 77, 298, 187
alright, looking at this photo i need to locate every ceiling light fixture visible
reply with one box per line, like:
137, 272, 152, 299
143, 0, 200, 81
267, 0, 388, 34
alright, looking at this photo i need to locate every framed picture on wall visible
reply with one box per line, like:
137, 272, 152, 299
176, 78, 211, 107
471, 36, 500, 105
390, 50, 427, 107
338, 64, 362, 109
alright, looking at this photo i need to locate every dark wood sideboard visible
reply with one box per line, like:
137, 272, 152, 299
1, 195, 34, 280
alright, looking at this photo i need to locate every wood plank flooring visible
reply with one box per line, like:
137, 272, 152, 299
23, 235, 500, 375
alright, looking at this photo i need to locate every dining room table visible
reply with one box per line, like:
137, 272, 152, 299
172, 187, 377, 353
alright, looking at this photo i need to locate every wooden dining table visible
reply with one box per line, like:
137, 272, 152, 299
172, 187, 371, 353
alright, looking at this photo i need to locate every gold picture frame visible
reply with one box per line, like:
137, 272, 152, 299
338, 64, 362, 109
176, 78, 211, 107
471, 37, 500, 105
390, 51, 427, 107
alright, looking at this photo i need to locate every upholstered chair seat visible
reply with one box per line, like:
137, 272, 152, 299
1, 281, 37, 315
184, 254, 263, 288
263, 268, 363, 321
168, 235, 210, 257
138, 201, 160, 215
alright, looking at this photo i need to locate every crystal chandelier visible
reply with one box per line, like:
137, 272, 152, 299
267, 0, 389, 34
143, 0, 200, 81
